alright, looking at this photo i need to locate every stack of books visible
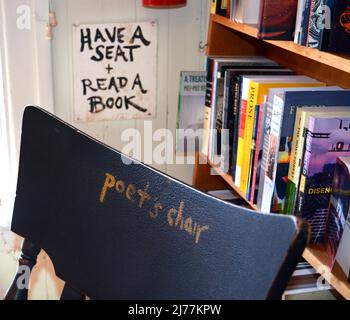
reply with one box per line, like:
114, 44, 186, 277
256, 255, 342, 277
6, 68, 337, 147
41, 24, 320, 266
202, 55, 350, 281
211, 0, 350, 53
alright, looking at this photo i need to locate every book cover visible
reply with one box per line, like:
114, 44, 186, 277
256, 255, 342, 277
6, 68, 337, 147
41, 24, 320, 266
258, 0, 299, 40
326, 156, 350, 267
328, 1, 350, 52
176, 71, 206, 153
295, 115, 350, 244
240, 76, 323, 197
285, 98, 350, 216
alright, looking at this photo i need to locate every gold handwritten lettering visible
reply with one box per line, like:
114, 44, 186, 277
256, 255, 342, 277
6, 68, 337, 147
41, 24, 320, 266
99, 173, 116, 203
175, 201, 185, 227
184, 217, 193, 234
137, 183, 151, 208
150, 202, 163, 219
115, 179, 125, 193
126, 184, 137, 201
167, 208, 177, 226
195, 225, 209, 244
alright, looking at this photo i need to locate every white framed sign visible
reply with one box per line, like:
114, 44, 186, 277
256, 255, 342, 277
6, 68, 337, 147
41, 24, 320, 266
73, 20, 157, 122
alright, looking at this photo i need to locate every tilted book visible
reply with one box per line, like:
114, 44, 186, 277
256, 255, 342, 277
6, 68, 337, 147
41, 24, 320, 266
295, 115, 350, 243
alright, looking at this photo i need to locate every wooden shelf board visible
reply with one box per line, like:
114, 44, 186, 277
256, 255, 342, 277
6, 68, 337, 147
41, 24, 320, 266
303, 245, 350, 300
211, 14, 350, 75
206, 157, 259, 211
202, 153, 350, 299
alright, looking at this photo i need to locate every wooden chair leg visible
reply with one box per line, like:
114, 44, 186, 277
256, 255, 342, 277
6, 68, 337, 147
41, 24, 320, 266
4, 238, 41, 300
60, 284, 86, 300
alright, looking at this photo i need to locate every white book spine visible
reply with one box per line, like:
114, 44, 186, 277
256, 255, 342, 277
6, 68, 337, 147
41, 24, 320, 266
294, 0, 307, 44
258, 95, 284, 213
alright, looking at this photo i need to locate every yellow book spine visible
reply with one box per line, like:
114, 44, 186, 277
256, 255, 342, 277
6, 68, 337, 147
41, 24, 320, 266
288, 109, 306, 185
210, 0, 217, 14
240, 81, 259, 194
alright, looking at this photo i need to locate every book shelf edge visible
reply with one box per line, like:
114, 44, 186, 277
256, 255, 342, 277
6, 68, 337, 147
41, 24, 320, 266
210, 14, 350, 75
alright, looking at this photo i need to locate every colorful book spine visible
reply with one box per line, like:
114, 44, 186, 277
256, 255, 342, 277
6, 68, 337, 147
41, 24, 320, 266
234, 78, 249, 187
257, 96, 284, 213
256, 102, 274, 210
240, 81, 259, 194
247, 104, 260, 201
300, 0, 312, 45
307, 0, 324, 48
295, 116, 350, 243
294, 0, 307, 43
251, 102, 268, 204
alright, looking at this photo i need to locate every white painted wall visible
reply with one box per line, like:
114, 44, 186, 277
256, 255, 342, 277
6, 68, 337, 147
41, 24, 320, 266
52, 0, 209, 184
0, 0, 54, 227
1, 0, 209, 300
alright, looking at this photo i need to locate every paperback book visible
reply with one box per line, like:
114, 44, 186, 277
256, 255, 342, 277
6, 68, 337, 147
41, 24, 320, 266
295, 114, 350, 243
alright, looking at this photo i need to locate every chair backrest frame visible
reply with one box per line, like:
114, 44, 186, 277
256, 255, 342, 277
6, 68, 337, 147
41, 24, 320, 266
6, 106, 309, 300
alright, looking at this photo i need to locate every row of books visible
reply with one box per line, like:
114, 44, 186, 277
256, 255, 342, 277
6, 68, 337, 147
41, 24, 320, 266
211, 0, 350, 52
201, 55, 350, 279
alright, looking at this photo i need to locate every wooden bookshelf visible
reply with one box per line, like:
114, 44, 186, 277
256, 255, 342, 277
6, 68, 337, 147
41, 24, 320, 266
192, 14, 350, 300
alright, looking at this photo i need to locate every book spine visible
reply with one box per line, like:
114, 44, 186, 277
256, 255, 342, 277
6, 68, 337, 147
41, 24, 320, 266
231, 78, 242, 180
240, 82, 259, 194
328, 1, 350, 53
211, 0, 218, 14
294, 119, 315, 218
202, 58, 215, 156
294, 0, 307, 43
285, 110, 307, 215
250, 101, 265, 203
247, 104, 260, 201
208, 61, 219, 160
258, 96, 284, 213
318, 0, 335, 51
307, 0, 324, 48
234, 79, 249, 187
300, 0, 312, 45
220, 73, 231, 172
256, 102, 274, 211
